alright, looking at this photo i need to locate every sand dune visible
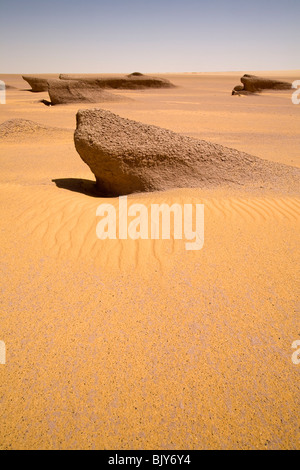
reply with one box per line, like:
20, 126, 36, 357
1, 175, 299, 449
0, 118, 72, 142
17, 187, 300, 268
0, 73, 299, 450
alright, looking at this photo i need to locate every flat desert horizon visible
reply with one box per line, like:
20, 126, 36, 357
0, 71, 299, 450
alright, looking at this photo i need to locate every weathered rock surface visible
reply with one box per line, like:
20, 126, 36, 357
232, 74, 292, 94
127, 72, 144, 77
59, 73, 175, 89
22, 75, 49, 92
241, 74, 292, 92
47, 79, 125, 105
74, 108, 300, 196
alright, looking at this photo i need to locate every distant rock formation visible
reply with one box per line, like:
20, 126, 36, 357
231, 85, 253, 96
74, 108, 300, 196
47, 79, 126, 105
127, 72, 144, 77
22, 75, 49, 92
232, 74, 292, 95
59, 73, 175, 89
242, 74, 292, 92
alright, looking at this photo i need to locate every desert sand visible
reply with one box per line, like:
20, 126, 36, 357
0, 72, 299, 450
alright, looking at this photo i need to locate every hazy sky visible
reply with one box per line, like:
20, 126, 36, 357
1, 0, 299, 73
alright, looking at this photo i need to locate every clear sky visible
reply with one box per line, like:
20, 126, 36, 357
0, 0, 299, 73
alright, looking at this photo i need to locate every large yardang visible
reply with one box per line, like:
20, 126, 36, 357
22, 75, 49, 92
59, 73, 175, 89
232, 74, 292, 94
47, 79, 127, 105
74, 108, 300, 196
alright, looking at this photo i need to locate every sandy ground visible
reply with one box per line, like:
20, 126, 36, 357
0, 72, 299, 450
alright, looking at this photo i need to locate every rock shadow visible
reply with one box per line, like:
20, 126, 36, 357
52, 178, 114, 198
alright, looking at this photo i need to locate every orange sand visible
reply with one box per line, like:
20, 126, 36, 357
0, 73, 299, 450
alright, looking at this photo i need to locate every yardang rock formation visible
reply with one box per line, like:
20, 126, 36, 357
74, 108, 300, 196
232, 74, 292, 95
59, 73, 175, 89
22, 75, 50, 92
47, 79, 126, 105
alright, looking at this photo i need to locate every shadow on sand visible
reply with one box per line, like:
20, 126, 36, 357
52, 178, 113, 198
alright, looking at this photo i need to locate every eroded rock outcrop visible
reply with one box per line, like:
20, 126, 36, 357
232, 74, 292, 95
47, 79, 126, 105
59, 73, 175, 89
127, 72, 144, 77
74, 108, 300, 196
22, 75, 49, 92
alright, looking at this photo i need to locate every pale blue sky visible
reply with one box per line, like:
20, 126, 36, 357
0, 0, 299, 73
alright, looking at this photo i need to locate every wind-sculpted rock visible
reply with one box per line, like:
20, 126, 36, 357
22, 75, 49, 92
242, 74, 292, 92
59, 73, 175, 89
74, 108, 300, 196
127, 72, 144, 77
47, 79, 125, 105
232, 74, 292, 95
